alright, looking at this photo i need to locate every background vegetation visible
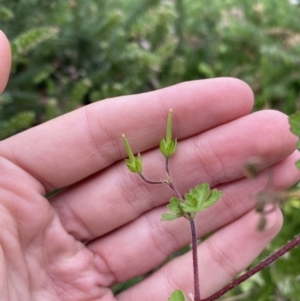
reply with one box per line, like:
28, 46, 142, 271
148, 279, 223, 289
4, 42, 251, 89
1, 0, 300, 300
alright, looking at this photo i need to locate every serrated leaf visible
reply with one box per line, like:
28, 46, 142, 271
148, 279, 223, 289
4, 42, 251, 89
195, 183, 210, 200
162, 183, 222, 220
184, 194, 197, 208
202, 189, 223, 210
168, 290, 187, 301
181, 201, 198, 213
162, 197, 186, 221
183, 183, 210, 211
289, 112, 300, 136
182, 183, 222, 214
161, 213, 180, 221
168, 197, 183, 214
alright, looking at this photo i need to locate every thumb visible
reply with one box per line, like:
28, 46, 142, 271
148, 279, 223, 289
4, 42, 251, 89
0, 30, 12, 94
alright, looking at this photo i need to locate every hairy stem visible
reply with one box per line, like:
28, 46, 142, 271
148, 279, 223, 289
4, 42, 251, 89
190, 219, 200, 301
199, 234, 300, 301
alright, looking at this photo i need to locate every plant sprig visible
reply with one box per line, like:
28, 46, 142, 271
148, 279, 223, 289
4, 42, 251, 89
123, 109, 222, 301
121, 110, 300, 301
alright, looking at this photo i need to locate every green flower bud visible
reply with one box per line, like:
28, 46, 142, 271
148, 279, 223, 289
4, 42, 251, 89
166, 109, 173, 144
125, 153, 142, 173
122, 134, 143, 174
160, 138, 177, 158
160, 109, 177, 158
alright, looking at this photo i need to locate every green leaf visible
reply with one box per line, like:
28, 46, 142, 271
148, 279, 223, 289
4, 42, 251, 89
181, 202, 198, 213
162, 183, 222, 221
289, 112, 300, 136
162, 197, 184, 221
168, 290, 187, 301
184, 193, 198, 208
168, 197, 183, 214
189, 183, 210, 201
161, 213, 179, 221
202, 189, 223, 210
181, 183, 222, 214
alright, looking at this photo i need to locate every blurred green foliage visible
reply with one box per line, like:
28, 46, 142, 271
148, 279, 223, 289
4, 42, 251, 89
1, 0, 300, 139
1, 0, 300, 300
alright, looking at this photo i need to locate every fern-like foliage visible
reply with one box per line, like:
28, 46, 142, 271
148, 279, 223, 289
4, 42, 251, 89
11, 27, 59, 58
0, 7, 14, 21
0, 112, 35, 140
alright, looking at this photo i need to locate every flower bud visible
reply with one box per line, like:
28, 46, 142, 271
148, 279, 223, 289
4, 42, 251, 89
160, 138, 177, 158
160, 109, 177, 158
122, 134, 143, 174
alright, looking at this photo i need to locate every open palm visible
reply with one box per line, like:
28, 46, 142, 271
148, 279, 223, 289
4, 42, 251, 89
0, 30, 299, 301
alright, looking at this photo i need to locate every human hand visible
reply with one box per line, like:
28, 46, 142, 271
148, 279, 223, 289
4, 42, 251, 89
0, 30, 299, 301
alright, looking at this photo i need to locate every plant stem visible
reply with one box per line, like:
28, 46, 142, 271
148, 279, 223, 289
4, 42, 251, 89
168, 181, 184, 201
141, 156, 202, 300
165, 156, 201, 299
166, 157, 170, 177
199, 234, 300, 301
190, 218, 200, 301
139, 173, 162, 185
165, 157, 186, 202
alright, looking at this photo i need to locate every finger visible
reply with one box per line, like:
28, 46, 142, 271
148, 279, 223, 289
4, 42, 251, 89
116, 207, 282, 301
87, 151, 299, 283
0, 78, 253, 191
51, 110, 297, 241
0, 30, 11, 93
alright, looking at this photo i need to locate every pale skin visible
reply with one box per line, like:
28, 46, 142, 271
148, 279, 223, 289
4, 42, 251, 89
0, 30, 299, 301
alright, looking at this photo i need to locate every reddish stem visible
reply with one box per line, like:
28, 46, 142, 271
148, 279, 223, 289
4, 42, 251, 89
198, 234, 300, 301
139, 173, 162, 185
190, 219, 200, 300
